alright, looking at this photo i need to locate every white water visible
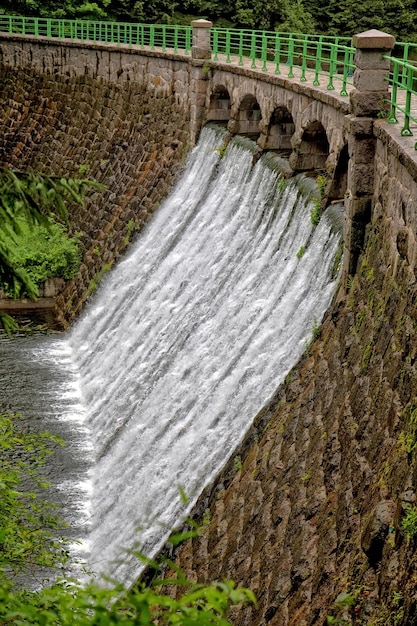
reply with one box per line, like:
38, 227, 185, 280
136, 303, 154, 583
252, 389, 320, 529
64, 125, 342, 584
0, 125, 341, 586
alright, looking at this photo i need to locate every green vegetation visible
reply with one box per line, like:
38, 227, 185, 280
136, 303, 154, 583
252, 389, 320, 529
0, 166, 98, 300
326, 591, 356, 625
0, 412, 67, 582
331, 241, 343, 280
304, 317, 321, 356
360, 342, 373, 371
0, 412, 256, 625
84, 261, 114, 300
214, 142, 228, 158
233, 456, 243, 471
2, 218, 82, 297
311, 316, 321, 341
296, 245, 306, 259
1, 0, 417, 41
310, 174, 326, 228
309, 205, 321, 227
397, 405, 417, 456
401, 504, 417, 544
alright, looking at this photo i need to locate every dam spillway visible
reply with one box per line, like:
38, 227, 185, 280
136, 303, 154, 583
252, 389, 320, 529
0, 125, 342, 586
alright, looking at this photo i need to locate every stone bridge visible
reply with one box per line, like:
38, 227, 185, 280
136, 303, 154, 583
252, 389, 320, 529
0, 24, 414, 319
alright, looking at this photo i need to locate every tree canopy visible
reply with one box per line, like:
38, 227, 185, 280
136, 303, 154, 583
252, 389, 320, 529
0, 0, 416, 39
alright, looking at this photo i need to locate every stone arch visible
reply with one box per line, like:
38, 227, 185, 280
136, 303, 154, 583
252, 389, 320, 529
290, 120, 329, 172
264, 105, 295, 154
206, 85, 231, 125
229, 94, 261, 139
327, 142, 349, 204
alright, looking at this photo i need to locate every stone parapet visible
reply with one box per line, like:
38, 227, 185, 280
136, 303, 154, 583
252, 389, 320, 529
343, 29, 395, 283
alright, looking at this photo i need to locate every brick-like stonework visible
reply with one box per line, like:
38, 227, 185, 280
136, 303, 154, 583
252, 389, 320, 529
0, 57, 190, 326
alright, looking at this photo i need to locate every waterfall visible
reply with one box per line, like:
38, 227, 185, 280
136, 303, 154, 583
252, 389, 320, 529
68, 125, 341, 584
0, 124, 342, 588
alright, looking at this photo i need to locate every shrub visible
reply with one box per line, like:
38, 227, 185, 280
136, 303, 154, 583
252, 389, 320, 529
3, 218, 82, 297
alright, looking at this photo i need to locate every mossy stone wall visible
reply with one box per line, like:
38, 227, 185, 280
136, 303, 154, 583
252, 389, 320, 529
162, 125, 417, 625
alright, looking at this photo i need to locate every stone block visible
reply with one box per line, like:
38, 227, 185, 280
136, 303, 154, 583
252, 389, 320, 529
353, 68, 390, 92
350, 90, 388, 117
348, 137, 376, 164
344, 115, 374, 137
348, 161, 375, 195
191, 46, 211, 60
194, 79, 209, 94
191, 20, 212, 60
361, 500, 396, 565
352, 29, 395, 50
227, 119, 239, 134
354, 49, 391, 71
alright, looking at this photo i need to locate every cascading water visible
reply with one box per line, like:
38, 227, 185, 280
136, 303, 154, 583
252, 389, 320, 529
69, 125, 342, 584
0, 124, 342, 587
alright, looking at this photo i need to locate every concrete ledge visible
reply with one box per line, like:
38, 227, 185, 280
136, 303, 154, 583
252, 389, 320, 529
0, 32, 192, 63
0, 297, 56, 310
352, 29, 395, 49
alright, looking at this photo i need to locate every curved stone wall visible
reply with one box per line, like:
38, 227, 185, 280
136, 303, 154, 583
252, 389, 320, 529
0, 42, 191, 326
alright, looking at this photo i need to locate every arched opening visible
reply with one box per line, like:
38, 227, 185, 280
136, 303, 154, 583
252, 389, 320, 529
328, 143, 349, 203
206, 86, 231, 125
264, 106, 295, 154
293, 121, 329, 172
236, 94, 261, 139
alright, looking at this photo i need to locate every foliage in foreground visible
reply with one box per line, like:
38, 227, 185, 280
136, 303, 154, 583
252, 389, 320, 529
1, 576, 255, 625
0, 413, 68, 583
0, 412, 256, 625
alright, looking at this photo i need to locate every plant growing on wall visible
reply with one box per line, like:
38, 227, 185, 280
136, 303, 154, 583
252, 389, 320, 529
0, 166, 100, 300
2, 218, 82, 297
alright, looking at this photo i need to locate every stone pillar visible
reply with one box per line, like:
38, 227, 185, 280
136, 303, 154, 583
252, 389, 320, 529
191, 19, 212, 60
343, 29, 395, 284
190, 19, 213, 145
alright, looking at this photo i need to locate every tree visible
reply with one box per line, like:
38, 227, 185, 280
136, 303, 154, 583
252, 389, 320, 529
0, 412, 68, 584
0, 167, 100, 332
310, 0, 417, 40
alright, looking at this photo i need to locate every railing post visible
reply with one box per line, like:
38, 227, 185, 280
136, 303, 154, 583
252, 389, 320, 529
191, 18, 212, 60
190, 19, 213, 146
343, 29, 395, 286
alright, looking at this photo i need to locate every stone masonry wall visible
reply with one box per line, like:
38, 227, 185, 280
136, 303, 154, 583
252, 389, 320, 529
0, 39, 191, 326
162, 123, 417, 625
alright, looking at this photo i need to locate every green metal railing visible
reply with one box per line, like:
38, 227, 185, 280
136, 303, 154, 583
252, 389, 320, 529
0, 15, 192, 52
0, 16, 355, 96
211, 29, 355, 96
385, 43, 417, 148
